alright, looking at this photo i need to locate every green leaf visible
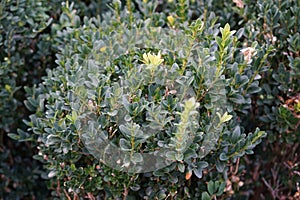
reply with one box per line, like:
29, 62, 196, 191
175, 152, 184, 161
218, 112, 233, 123
224, 23, 230, 33
184, 149, 197, 160
216, 160, 225, 172
193, 162, 208, 179
157, 191, 166, 199
220, 153, 228, 161
119, 124, 131, 137
119, 138, 131, 151
7, 133, 20, 140
193, 168, 203, 178
131, 153, 143, 163
216, 182, 226, 196
166, 151, 176, 161
71, 110, 78, 122
216, 36, 223, 48
201, 192, 211, 200
247, 85, 261, 94
177, 163, 185, 173
232, 126, 241, 142
215, 51, 221, 61
208, 181, 215, 195
236, 75, 249, 88
236, 28, 244, 39
197, 161, 209, 169
168, 174, 178, 183
229, 93, 245, 104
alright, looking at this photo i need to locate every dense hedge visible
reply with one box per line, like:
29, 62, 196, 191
1, 0, 299, 199
0, 0, 110, 199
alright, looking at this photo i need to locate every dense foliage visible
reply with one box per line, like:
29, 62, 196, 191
0, 0, 109, 198
1, 0, 299, 199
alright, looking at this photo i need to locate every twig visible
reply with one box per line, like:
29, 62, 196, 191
234, 158, 240, 175
261, 177, 279, 199
87, 192, 96, 200
63, 189, 72, 200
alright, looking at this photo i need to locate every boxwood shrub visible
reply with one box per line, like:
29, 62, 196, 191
226, 0, 300, 198
162, 1, 299, 198
18, 1, 272, 199
3, 0, 299, 199
0, 0, 109, 199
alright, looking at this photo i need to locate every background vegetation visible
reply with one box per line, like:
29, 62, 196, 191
0, 0, 299, 199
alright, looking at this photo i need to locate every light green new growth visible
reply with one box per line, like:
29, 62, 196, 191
142, 51, 164, 72
174, 97, 199, 159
